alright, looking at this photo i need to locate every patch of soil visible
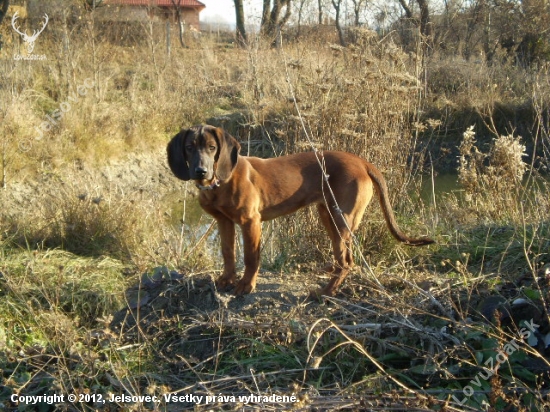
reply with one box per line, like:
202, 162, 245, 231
0, 148, 179, 212
110, 269, 325, 335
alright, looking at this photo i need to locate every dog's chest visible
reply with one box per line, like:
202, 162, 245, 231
198, 191, 233, 215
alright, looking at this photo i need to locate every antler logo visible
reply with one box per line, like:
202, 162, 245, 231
11, 12, 49, 54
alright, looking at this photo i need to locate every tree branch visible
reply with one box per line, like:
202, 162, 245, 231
397, 0, 413, 19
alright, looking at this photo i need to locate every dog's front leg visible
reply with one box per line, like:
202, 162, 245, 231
234, 217, 261, 295
214, 216, 237, 290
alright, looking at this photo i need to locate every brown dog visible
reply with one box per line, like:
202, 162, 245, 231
167, 125, 434, 297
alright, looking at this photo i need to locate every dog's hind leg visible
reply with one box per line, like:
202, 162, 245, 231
313, 203, 354, 297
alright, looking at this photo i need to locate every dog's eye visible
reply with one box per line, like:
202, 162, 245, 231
185, 145, 193, 151
209, 146, 216, 151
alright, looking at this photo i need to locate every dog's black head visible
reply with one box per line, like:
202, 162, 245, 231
167, 125, 240, 185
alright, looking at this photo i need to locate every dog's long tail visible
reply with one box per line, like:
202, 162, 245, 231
366, 164, 434, 246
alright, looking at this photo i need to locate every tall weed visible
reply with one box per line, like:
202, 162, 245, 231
457, 125, 539, 222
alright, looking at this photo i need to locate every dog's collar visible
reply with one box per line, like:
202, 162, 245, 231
196, 177, 220, 191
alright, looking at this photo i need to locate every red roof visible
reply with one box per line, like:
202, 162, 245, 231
104, 0, 205, 8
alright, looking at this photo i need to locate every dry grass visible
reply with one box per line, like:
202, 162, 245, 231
0, 17, 550, 411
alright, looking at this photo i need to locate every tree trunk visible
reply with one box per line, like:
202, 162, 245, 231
234, 0, 247, 46
397, 0, 433, 54
170, 0, 186, 47
261, 0, 292, 45
417, 0, 433, 51
296, 0, 307, 38
275, 0, 292, 46
261, 0, 270, 29
268, 0, 282, 32
0, 0, 9, 26
279, 0, 292, 29
397, 0, 413, 19
351, 0, 365, 26
332, 0, 346, 46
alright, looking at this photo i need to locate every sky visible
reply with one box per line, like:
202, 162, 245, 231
198, 0, 381, 29
199, 0, 263, 26
199, 0, 235, 24
198, 1, 451, 31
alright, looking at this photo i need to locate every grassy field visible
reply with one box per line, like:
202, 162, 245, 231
1, 17, 550, 411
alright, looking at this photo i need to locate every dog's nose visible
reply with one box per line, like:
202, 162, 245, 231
195, 166, 208, 178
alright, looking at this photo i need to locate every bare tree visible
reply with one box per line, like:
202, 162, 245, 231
397, 0, 413, 20
350, 0, 367, 26
397, 0, 433, 53
261, 0, 292, 43
485, 0, 550, 64
234, 0, 247, 46
170, 0, 186, 48
296, 0, 308, 38
332, 0, 346, 46
417, 0, 432, 46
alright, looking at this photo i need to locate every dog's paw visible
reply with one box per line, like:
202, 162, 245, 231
215, 274, 237, 291
234, 279, 255, 296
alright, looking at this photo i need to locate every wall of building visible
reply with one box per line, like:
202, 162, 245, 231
95, 6, 201, 31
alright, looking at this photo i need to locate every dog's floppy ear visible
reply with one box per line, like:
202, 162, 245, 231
167, 130, 190, 181
214, 128, 240, 181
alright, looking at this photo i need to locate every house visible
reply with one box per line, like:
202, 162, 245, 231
99, 0, 206, 31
